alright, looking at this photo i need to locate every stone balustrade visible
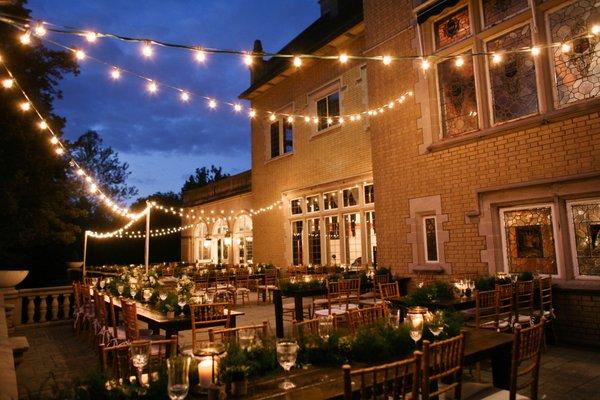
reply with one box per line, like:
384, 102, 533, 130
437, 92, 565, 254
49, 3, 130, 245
8, 286, 73, 328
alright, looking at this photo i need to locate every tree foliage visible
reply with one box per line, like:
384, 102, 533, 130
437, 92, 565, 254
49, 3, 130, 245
182, 165, 229, 191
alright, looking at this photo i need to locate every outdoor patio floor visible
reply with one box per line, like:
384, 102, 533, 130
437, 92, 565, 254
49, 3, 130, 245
13, 293, 600, 399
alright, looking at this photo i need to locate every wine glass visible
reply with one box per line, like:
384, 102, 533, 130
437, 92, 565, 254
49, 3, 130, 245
117, 284, 125, 297
130, 341, 150, 387
406, 313, 424, 346
91, 277, 98, 287
238, 328, 256, 350
318, 315, 334, 340
130, 285, 138, 300
159, 290, 168, 302
143, 289, 152, 307
425, 311, 445, 337
99, 280, 106, 291
167, 356, 191, 400
276, 339, 299, 390
177, 296, 187, 317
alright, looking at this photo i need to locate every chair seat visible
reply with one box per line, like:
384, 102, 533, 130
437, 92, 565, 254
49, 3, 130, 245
258, 285, 277, 290
358, 298, 384, 306
313, 298, 329, 305
533, 309, 554, 318
314, 304, 358, 316
236, 287, 250, 293
481, 319, 510, 330
359, 292, 375, 299
517, 314, 532, 324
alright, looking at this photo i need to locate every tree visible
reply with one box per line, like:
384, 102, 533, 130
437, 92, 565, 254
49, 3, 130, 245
182, 165, 229, 191
0, 1, 79, 274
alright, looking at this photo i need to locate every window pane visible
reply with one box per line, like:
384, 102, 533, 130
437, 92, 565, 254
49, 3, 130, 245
317, 98, 328, 130
487, 25, 538, 124
549, 0, 600, 107
501, 206, 557, 275
570, 201, 600, 277
438, 54, 479, 137
343, 188, 359, 207
424, 217, 438, 262
344, 213, 362, 266
306, 195, 320, 213
325, 216, 341, 265
270, 121, 280, 158
283, 120, 293, 153
324, 192, 338, 210
366, 211, 377, 266
308, 218, 322, 265
292, 221, 303, 265
434, 7, 471, 49
364, 184, 374, 204
482, 0, 529, 28
327, 92, 340, 117
291, 199, 302, 215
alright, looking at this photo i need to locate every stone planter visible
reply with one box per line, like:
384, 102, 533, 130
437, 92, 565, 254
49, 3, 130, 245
0, 270, 29, 289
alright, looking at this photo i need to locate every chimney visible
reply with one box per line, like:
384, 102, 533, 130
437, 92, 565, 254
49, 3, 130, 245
250, 39, 265, 84
319, 0, 339, 17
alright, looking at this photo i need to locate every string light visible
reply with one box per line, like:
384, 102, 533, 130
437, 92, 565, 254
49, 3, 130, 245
293, 56, 302, 67
208, 99, 217, 109
110, 68, 121, 80
55, 147, 64, 155
50, 136, 59, 144
38, 120, 48, 130
180, 91, 190, 102
491, 53, 503, 64
19, 101, 31, 111
147, 80, 158, 93
19, 31, 31, 45
339, 53, 349, 63
74, 49, 86, 60
85, 31, 97, 43
304, 116, 310, 123
248, 109, 256, 118
233, 103, 242, 112
269, 113, 276, 122
592, 25, 600, 35
531, 46, 541, 56
560, 42, 571, 53
142, 42, 153, 58
454, 56, 464, 67
382, 55, 392, 65
243, 53, 253, 66
287, 116, 294, 123
2, 78, 13, 88
194, 49, 206, 63
34, 22, 46, 37
421, 58, 430, 71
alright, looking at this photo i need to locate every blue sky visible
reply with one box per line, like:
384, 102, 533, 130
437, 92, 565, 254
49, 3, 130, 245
26, 0, 319, 199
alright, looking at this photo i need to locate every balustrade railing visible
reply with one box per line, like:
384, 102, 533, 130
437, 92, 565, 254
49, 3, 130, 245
11, 286, 73, 327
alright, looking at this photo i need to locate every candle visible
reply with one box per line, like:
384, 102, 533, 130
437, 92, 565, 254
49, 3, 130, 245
198, 356, 214, 388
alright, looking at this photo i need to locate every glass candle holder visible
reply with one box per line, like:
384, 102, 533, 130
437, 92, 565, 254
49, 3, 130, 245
194, 342, 226, 390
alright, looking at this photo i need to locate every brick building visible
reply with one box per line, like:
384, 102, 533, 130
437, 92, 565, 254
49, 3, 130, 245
182, 0, 600, 345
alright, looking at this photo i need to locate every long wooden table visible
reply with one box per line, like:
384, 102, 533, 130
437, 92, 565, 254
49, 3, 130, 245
103, 295, 244, 338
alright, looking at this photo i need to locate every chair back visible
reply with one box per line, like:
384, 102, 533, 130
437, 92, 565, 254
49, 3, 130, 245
343, 355, 420, 400
93, 289, 107, 328
99, 342, 131, 381
292, 318, 321, 338
107, 294, 119, 339
327, 281, 351, 311
121, 300, 140, 342
264, 269, 278, 286
149, 336, 178, 367
379, 282, 401, 301
475, 290, 499, 329
510, 319, 546, 400
341, 278, 361, 300
235, 272, 250, 288
347, 305, 387, 335
209, 321, 269, 343
420, 333, 465, 400
496, 283, 514, 329
72, 282, 83, 310
373, 274, 390, 286
190, 302, 231, 346
515, 280, 534, 320
538, 276, 553, 318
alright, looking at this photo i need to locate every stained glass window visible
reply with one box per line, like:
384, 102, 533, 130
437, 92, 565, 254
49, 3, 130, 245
291, 199, 302, 215
434, 7, 471, 49
324, 192, 338, 210
292, 221, 303, 265
344, 213, 362, 265
306, 195, 320, 213
501, 206, 558, 275
343, 188, 359, 207
424, 217, 438, 262
482, 0, 529, 28
549, 0, 600, 107
569, 200, 600, 277
308, 218, 322, 265
487, 25, 538, 124
325, 216, 341, 265
438, 53, 479, 137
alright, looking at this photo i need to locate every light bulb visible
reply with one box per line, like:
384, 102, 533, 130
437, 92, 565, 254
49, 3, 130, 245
592, 25, 600, 35
304, 116, 310, 123
338, 117, 344, 124
388, 101, 395, 108
208, 99, 217, 109
110, 68, 121, 80
531, 46, 541, 56
76, 168, 84, 176
248, 109, 256, 118
313, 117, 319, 124
350, 115, 356, 122
455, 56, 464, 67
382, 55, 392, 65
269, 113, 276, 122
38, 120, 48, 130
89, 183, 97, 193
147, 81, 158, 93
19, 102, 31, 111
55, 147, 64, 155
491, 53, 503, 64
195, 50, 206, 63
243, 54, 253, 66
421, 58, 430, 70
233, 103, 242, 112
327, 117, 333, 125
75, 49, 86, 60
180, 91, 190, 102
287, 116, 294, 123
85, 31, 97, 43
560, 42, 571, 53
20, 32, 31, 45
339, 53, 349, 63
142, 42, 153, 58
50, 136, 59, 144
2, 78, 14, 89
34, 22, 46, 37
355, 114, 361, 121
293, 56, 302, 67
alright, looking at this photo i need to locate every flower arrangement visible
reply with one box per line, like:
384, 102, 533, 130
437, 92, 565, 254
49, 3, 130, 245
176, 274, 194, 297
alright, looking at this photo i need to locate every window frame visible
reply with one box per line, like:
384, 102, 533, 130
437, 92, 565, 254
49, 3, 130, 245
364, 183, 375, 204
290, 198, 303, 215
291, 219, 304, 266
315, 91, 341, 132
422, 215, 439, 263
342, 187, 359, 208
323, 191, 339, 210
566, 198, 600, 281
306, 195, 320, 214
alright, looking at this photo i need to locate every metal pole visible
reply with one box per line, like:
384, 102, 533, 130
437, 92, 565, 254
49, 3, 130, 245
145, 202, 151, 274
83, 230, 89, 278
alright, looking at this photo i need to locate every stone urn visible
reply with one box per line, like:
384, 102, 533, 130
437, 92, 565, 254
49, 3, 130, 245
0, 270, 29, 289
0, 270, 29, 333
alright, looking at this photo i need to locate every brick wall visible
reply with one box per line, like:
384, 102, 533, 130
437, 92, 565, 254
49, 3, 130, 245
553, 288, 600, 348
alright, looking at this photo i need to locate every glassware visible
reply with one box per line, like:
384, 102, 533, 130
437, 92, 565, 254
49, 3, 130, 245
143, 288, 152, 307
130, 341, 150, 387
238, 328, 256, 350
425, 311, 445, 337
194, 342, 226, 390
276, 339, 299, 390
99, 280, 106, 291
159, 290, 168, 301
177, 296, 186, 317
117, 284, 125, 297
406, 308, 425, 346
317, 315, 334, 340
130, 285, 138, 300
167, 356, 191, 400
91, 277, 98, 287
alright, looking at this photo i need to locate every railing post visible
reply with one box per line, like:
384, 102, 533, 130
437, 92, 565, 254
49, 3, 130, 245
63, 294, 71, 320
51, 294, 59, 321
26, 296, 35, 324
39, 295, 47, 323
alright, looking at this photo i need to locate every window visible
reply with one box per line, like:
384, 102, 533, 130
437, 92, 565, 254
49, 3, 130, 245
486, 25, 538, 124
366, 211, 377, 266
343, 188, 359, 207
292, 221, 303, 265
437, 53, 479, 137
316, 91, 340, 131
344, 213, 362, 266
308, 218, 322, 265
283, 120, 293, 153
482, 0, 529, 28
194, 223, 210, 261
364, 184, 374, 204
270, 121, 280, 158
291, 199, 302, 215
500, 205, 558, 275
325, 216, 341, 265
306, 195, 320, 213
549, 0, 600, 108
434, 6, 471, 49
567, 199, 600, 278
423, 216, 439, 263
324, 192, 339, 210
234, 215, 253, 265
212, 219, 230, 264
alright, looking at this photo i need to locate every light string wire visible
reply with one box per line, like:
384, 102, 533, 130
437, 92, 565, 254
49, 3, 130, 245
3, 13, 600, 65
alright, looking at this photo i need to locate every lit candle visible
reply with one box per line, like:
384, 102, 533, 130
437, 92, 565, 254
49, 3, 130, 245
198, 356, 214, 388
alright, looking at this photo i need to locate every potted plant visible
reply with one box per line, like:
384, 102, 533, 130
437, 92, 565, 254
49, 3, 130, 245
223, 365, 249, 396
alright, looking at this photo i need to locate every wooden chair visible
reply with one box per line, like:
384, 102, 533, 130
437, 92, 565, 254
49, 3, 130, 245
420, 333, 465, 400
346, 304, 387, 335
314, 281, 358, 317
292, 318, 321, 339
208, 321, 269, 343
515, 281, 534, 326
93, 289, 112, 345
257, 270, 278, 303
234, 271, 251, 306
472, 290, 504, 331
189, 302, 231, 348
342, 355, 420, 400
359, 274, 390, 302
341, 278, 361, 303
121, 300, 154, 342
496, 283, 514, 331
533, 277, 554, 321
99, 342, 131, 382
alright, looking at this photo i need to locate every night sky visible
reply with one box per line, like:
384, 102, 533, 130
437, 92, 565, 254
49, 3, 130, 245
26, 1, 319, 199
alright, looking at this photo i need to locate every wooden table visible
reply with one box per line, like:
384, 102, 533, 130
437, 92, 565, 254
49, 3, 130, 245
104, 295, 244, 338
219, 328, 513, 399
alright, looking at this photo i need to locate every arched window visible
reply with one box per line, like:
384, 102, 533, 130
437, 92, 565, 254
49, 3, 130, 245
233, 215, 253, 265
211, 219, 230, 264
193, 222, 209, 262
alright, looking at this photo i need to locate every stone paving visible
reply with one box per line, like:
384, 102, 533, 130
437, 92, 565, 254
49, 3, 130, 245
13, 293, 600, 399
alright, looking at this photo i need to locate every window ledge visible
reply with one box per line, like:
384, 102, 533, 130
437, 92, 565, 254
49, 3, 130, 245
552, 279, 600, 294
311, 124, 341, 140
265, 151, 293, 165
426, 98, 600, 153
410, 264, 445, 273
